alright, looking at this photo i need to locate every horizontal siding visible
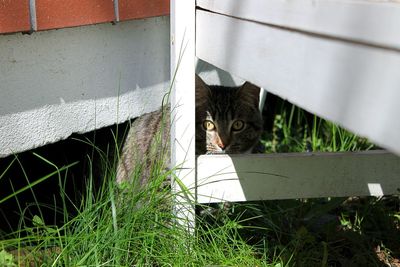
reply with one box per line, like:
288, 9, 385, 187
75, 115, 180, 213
196, 10, 400, 155
198, 0, 400, 50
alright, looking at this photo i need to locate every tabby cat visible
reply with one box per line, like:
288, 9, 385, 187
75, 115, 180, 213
116, 75, 263, 186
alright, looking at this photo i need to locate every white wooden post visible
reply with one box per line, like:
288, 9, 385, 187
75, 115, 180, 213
170, 0, 196, 231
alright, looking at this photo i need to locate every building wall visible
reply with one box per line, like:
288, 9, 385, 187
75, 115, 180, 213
0, 16, 170, 157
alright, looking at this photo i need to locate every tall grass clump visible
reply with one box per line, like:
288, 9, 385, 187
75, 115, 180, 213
262, 98, 375, 153
0, 123, 274, 266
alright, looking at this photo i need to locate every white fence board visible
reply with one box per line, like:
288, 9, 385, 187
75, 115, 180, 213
197, 0, 400, 50
196, 10, 400, 155
197, 151, 400, 203
171, 0, 196, 230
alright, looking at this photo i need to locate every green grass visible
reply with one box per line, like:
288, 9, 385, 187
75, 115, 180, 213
262, 100, 375, 153
0, 131, 271, 266
1, 96, 399, 266
233, 97, 399, 266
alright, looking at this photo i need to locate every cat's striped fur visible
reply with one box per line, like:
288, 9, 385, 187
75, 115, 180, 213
116, 75, 262, 185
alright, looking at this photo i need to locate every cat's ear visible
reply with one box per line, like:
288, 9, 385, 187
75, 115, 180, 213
195, 74, 210, 100
238, 82, 260, 108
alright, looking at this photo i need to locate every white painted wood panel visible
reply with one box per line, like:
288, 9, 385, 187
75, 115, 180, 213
197, 151, 400, 203
196, 10, 400, 155
197, 0, 400, 50
170, 0, 196, 230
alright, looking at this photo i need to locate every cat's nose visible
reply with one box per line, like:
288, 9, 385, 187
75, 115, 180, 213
218, 143, 226, 150
216, 136, 229, 151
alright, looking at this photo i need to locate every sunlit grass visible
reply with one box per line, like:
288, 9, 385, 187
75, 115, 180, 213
262, 101, 374, 153
0, 129, 273, 266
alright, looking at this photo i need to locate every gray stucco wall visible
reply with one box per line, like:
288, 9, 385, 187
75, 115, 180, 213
0, 17, 170, 157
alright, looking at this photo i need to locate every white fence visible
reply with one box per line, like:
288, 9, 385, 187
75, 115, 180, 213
170, 0, 400, 224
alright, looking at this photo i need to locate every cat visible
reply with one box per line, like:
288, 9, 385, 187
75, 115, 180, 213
116, 75, 263, 187
195, 75, 263, 154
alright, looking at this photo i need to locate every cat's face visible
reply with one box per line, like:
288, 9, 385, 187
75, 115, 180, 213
195, 75, 263, 154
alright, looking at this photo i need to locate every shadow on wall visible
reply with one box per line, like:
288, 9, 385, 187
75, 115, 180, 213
196, 59, 241, 86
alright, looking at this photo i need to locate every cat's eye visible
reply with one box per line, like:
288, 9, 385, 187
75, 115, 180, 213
232, 120, 245, 131
203, 120, 215, 131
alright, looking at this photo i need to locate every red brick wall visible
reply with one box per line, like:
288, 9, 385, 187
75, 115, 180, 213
0, 1, 31, 33
0, 0, 169, 34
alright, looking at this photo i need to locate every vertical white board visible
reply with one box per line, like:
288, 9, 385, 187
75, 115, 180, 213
170, 0, 196, 230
